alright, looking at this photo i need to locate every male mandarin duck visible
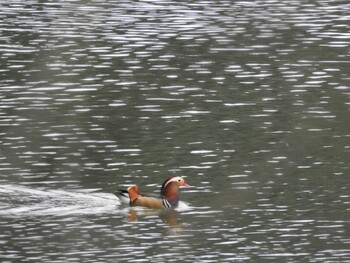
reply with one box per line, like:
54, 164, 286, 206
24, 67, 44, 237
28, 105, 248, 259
116, 176, 189, 209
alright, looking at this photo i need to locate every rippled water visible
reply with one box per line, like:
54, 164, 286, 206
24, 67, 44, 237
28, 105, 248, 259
1, 0, 349, 262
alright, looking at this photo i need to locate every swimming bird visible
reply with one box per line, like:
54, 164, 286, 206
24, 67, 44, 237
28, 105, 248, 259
115, 176, 189, 209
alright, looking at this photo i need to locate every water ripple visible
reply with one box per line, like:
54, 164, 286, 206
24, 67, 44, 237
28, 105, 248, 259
1, 0, 349, 262
0, 184, 119, 217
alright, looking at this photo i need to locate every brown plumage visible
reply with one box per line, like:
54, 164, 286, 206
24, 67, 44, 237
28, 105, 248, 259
116, 176, 189, 209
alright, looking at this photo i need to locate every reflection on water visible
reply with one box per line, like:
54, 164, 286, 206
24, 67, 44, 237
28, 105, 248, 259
1, 0, 350, 262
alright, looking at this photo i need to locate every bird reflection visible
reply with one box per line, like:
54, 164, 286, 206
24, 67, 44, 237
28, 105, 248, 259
126, 207, 184, 232
159, 208, 183, 228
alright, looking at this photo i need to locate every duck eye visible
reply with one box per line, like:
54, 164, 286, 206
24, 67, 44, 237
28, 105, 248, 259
178, 179, 181, 182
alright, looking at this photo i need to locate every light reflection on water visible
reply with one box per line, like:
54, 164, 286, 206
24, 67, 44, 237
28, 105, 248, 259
1, 0, 350, 262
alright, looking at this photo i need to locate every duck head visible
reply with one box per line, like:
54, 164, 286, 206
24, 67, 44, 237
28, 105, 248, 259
161, 176, 189, 206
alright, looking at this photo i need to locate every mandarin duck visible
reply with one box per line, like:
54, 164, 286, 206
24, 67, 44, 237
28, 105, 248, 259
116, 176, 189, 209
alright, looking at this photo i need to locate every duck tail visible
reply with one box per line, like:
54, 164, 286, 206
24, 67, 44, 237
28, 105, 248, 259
115, 189, 130, 204
115, 189, 128, 197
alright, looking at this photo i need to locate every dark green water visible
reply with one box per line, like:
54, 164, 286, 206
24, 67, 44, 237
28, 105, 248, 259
0, 0, 349, 262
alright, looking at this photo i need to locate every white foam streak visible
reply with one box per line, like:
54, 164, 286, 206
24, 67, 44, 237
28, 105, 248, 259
0, 184, 120, 217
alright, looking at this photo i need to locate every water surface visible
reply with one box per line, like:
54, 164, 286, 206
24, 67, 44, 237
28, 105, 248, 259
1, 0, 349, 262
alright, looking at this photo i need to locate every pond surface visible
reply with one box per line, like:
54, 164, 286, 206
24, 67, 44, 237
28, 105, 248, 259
0, 0, 349, 262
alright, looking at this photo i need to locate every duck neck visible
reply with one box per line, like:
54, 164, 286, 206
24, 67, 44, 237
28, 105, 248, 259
161, 182, 179, 206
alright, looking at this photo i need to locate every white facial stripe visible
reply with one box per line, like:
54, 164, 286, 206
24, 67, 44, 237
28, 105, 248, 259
164, 176, 182, 188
